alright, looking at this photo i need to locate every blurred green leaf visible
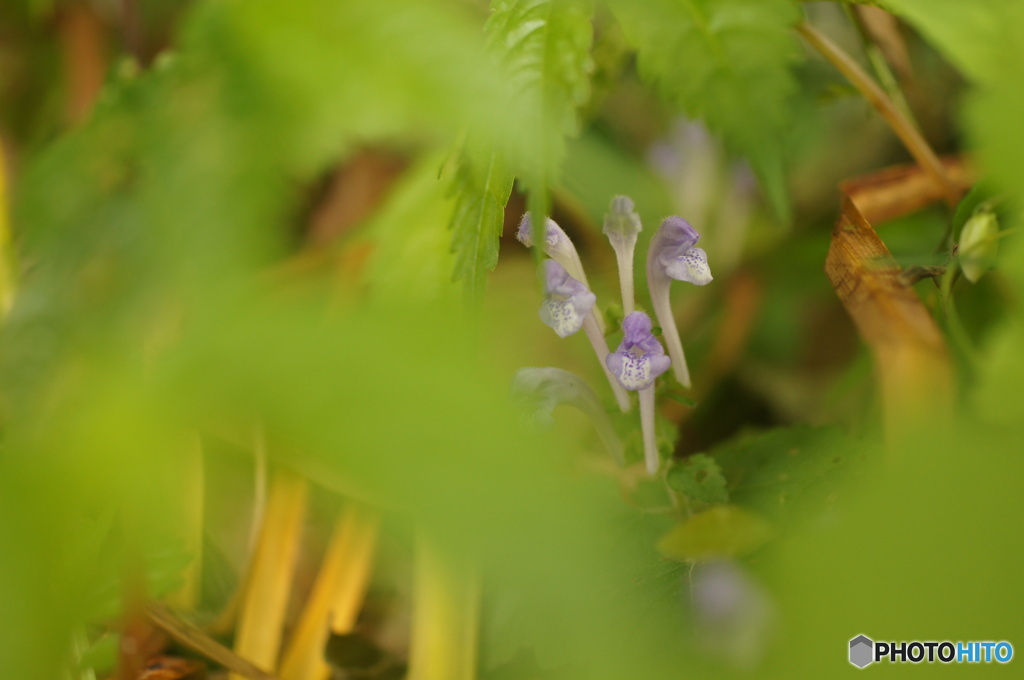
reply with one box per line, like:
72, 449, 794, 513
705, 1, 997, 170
666, 453, 728, 503
712, 426, 860, 523
186, 0, 517, 174
879, 0, 1024, 82
361, 152, 461, 303
656, 505, 772, 561
448, 151, 514, 305
608, 0, 802, 219
486, 0, 594, 215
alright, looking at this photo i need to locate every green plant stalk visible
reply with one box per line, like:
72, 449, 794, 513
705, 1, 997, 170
843, 4, 917, 124
796, 21, 959, 208
939, 263, 980, 369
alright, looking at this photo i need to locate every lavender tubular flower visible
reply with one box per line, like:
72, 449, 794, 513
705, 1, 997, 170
510, 367, 624, 465
517, 214, 605, 334
539, 260, 631, 412
605, 312, 670, 474
517, 214, 591, 291
603, 195, 643, 314
539, 259, 595, 338
647, 216, 713, 388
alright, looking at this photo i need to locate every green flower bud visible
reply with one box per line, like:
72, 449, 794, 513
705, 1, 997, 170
959, 209, 999, 283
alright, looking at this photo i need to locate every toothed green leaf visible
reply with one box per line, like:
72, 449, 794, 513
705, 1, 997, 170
486, 0, 594, 215
608, 0, 801, 220
448, 152, 515, 305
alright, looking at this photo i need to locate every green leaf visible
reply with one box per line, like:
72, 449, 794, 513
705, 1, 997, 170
878, 1, 1024, 83
448, 152, 515, 305
666, 453, 728, 503
881, 2, 1024, 293
187, 0, 516, 174
486, 0, 594, 214
359, 152, 461, 304
608, 0, 802, 220
712, 426, 860, 523
656, 505, 772, 561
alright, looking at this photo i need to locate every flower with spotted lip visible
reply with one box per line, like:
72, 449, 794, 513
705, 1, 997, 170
606, 312, 671, 474
538, 259, 596, 338
647, 216, 713, 388
606, 312, 671, 391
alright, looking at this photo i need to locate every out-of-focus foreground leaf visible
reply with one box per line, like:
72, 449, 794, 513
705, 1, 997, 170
608, 0, 802, 219
447, 151, 514, 305
486, 0, 594, 214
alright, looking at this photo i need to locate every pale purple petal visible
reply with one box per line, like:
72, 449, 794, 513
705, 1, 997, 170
539, 295, 595, 338
517, 214, 565, 250
538, 260, 595, 338
605, 311, 671, 391
655, 217, 701, 267
664, 246, 713, 286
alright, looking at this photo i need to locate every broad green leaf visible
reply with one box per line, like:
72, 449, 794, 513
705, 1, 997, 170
881, 2, 1024, 216
712, 426, 860, 523
879, 1, 1024, 83
447, 151, 514, 305
656, 505, 772, 561
186, 0, 515, 174
486, 0, 594, 215
608, 0, 802, 220
666, 453, 728, 503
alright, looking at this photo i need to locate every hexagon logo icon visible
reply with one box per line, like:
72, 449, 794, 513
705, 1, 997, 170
850, 635, 874, 668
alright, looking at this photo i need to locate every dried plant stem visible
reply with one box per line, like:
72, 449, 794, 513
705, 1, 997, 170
230, 469, 307, 680
148, 604, 282, 680
280, 504, 378, 680
796, 21, 960, 208
408, 535, 479, 680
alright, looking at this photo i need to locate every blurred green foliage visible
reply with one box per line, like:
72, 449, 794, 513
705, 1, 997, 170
1, 1, 1024, 679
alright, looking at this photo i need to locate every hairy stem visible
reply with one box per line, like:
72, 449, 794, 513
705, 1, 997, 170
648, 276, 691, 388
583, 313, 632, 412
638, 387, 660, 475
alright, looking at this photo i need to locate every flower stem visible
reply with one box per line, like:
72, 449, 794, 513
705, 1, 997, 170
796, 21, 959, 207
638, 386, 660, 475
648, 277, 691, 388
583, 313, 632, 412
612, 243, 636, 315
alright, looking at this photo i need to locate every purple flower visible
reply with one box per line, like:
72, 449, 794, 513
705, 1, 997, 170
651, 217, 712, 286
647, 216, 713, 388
538, 260, 596, 338
605, 312, 671, 391
606, 312, 670, 474
516, 214, 589, 284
